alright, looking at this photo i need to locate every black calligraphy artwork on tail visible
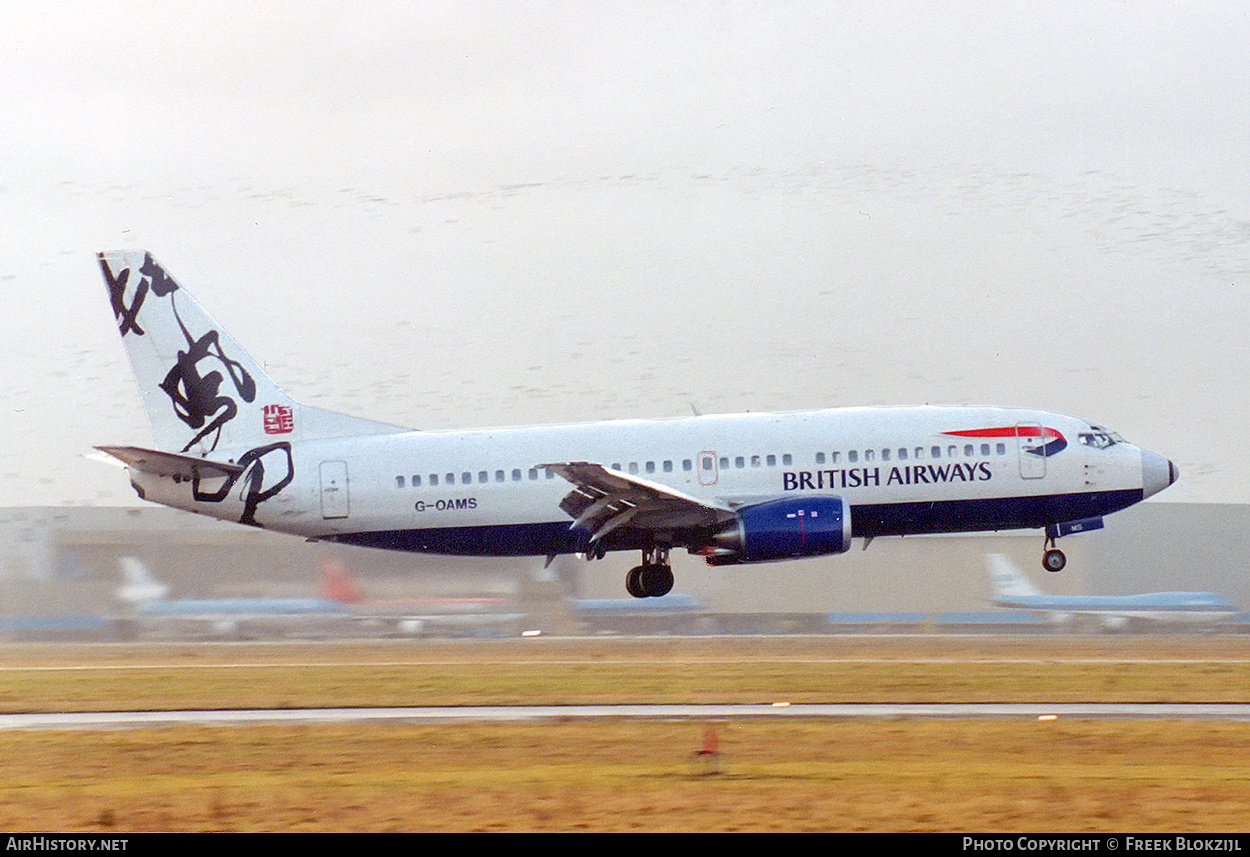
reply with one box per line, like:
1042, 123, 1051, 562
191, 442, 294, 527
158, 324, 257, 452
104, 252, 257, 452
101, 253, 296, 526
103, 253, 179, 336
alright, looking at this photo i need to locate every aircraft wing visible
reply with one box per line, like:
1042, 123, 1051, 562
543, 461, 736, 544
95, 445, 245, 480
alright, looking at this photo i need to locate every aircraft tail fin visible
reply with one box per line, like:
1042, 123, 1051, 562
319, 556, 364, 604
116, 557, 169, 604
986, 553, 1043, 598
98, 250, 408, 455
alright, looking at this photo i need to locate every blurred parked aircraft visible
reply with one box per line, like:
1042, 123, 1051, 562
986, 554, 1240, 630
117, 556, 524, 638
317, 557, 524, 636
116, 556, 349, 637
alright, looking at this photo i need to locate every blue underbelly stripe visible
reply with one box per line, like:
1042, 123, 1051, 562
327, 489, 1145, 557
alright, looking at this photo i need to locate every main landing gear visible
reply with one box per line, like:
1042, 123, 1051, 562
626, 546, 674, 598
1042, 533, 1066, 573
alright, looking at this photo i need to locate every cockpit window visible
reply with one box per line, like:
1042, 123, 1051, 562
1079, 424, 1126, 449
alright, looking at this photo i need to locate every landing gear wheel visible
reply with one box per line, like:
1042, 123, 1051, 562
1043, 548, 1067, 573
625, 545, 675, 598
626, 565, 647, 598
625, 562, 675, 597
640, 563, 674, 597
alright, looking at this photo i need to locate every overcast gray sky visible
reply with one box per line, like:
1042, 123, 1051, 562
1, 1, 1246, 507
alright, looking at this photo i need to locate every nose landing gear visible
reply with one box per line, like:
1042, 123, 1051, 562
626, 546, 674, 598
1042, 533, 1066, 573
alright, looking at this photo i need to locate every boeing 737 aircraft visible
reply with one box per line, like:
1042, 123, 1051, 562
115, 556, 350, 637
986, 554, 1240, 630
116, 556, 517, 637
94, 251, 1178, 598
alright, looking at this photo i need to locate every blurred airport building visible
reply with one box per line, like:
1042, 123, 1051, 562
0, 502, 1246, 639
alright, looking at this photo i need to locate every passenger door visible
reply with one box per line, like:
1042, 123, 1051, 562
1017, 424, 1046, 480
697, 450, 718, 486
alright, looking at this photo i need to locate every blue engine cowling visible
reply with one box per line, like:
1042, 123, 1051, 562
705, 496, 851, 565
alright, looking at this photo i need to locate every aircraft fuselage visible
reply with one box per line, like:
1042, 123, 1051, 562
129, 405, 1168, 559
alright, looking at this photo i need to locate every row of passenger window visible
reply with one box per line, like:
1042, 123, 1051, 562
397, 468, 558, 488
392, 453, 796, 489
714, 454, 795, 470
392, 442, 1009, 489
818, 442, 1008, 464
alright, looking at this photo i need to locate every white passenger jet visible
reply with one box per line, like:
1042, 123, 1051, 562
986, 554, 1239, 630
95, 251, 1178, 598
115, 556, 350, 627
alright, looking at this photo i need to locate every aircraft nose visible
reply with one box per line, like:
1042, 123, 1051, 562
1141, 450, 1178, 498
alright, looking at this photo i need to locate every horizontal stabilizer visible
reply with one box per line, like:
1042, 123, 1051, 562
95, 445, 245, 480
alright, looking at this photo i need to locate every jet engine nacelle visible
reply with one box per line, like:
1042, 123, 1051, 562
704, 496, 851, 565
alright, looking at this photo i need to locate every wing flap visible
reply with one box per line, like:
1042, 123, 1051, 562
543, 462, 734, 544
95, 445, 245, 480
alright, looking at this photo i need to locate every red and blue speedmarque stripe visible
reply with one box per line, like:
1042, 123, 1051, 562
943, 426, 1068, 457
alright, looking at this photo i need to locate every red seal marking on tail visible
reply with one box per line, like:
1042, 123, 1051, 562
263, 404, 294, 434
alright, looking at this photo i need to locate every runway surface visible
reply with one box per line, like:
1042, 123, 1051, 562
4, 703, 1250, 730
